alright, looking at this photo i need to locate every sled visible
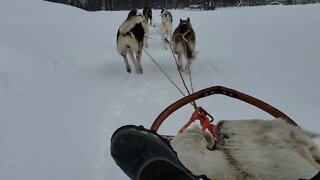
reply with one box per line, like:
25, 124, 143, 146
148, 86, 320, 179
111, 86, 320, 180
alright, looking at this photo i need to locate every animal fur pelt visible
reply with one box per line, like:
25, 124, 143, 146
172, 17, 197, 72
170, 118, 320, 180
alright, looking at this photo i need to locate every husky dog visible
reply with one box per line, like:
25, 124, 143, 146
117, 9, 145, 74
171, 119, 320, 180
159, 9, 173, 50
172, 18, 197, 72
142, 6, 152, 26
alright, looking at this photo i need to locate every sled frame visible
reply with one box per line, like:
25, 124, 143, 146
150, 86, 297, 133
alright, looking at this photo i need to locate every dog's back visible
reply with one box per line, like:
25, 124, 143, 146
172, 18, 196, 60
130, 23, 144, 45
117, 9, 144, 48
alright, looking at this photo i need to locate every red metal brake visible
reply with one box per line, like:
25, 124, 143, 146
179, 107, 217, 140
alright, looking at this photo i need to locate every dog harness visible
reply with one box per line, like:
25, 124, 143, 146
179, 29, 192, 43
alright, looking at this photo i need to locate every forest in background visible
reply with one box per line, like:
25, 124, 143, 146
45, 0, 320, 11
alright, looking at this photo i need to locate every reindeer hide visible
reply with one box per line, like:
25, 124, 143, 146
170, 118, 320, 180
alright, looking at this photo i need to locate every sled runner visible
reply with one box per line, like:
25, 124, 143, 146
111, 86, 320, 180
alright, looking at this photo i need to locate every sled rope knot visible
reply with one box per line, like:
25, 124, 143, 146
179, 107, 217, 140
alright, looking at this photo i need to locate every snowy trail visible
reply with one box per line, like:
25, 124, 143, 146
1, 1, 320, 180
91, 8, 320, 178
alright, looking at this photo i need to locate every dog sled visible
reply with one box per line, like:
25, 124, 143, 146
111, 86, 320, 180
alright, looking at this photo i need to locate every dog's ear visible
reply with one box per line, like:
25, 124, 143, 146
187, 17, 190, 22
180, 18, 182, 22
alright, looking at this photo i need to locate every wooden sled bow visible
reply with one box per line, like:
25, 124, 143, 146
150, 86, 298, 133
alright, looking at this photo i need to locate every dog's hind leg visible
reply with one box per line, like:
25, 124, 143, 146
122, 54, 131, 73
167, 29, 172, 43
185, 59, 192, 73
142, 21, 149, 48
163, 39, 168, 50
165, 31, 171, 49
135, 49, 143, 74
128, 49, 137, 67
128, 49, 143, 74
177, 52, 183, 72
164, 39, 168, 50
144, 37, 148, 48
160, 26, 168, 50
161, 33, 168, 50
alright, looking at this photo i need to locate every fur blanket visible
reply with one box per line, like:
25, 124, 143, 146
170, 118, 320, 180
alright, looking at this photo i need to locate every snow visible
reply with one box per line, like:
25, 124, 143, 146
0, 0, 319, 179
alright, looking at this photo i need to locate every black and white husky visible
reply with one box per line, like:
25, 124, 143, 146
159, 9, 173, 50
117, 9, 145, 74
142, 6, 152, 26
172, 18, 197, 72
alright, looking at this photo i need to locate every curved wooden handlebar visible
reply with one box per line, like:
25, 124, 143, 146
150, 86, 297, 132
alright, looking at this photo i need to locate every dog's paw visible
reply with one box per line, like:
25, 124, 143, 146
185, 65, 191, 73
126, 66, 132, 73
136, 65, 143, 74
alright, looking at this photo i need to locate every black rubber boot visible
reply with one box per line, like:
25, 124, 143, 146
110, 125, 209, 180
310, 171, 320, 180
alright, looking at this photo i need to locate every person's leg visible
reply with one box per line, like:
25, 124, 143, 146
110, 125, 209, 180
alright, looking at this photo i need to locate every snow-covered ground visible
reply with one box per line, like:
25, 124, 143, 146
1, 0, 319, 179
